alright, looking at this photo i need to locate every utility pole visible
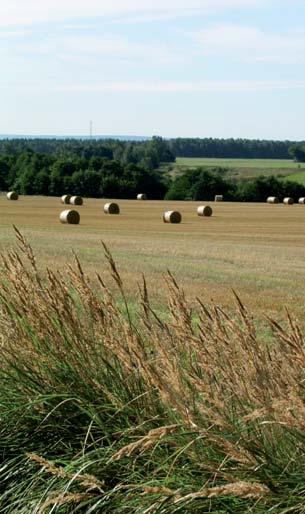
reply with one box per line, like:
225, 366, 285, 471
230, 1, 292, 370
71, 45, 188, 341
90, 120, 93, 139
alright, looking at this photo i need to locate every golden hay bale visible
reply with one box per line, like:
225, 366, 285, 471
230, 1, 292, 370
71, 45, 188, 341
70, 196, 83, 205
197, 205, 213, 217
137, 193, 147, 200
267, 196, 279, 204
7, 191, 18, 200
215, 195, 223, 202
283, 197, 294, 205
104, 202, 120, 214
61, 194, 72, 204
163, 211, 182, 224
59, 210, 80, 225
299, 197, 305, 204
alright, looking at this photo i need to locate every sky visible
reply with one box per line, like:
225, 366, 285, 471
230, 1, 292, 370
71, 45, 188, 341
1, 0, 305, 139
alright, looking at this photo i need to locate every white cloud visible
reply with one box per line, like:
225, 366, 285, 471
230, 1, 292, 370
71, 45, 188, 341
0, 0, 263, 27
0, 29, 32, 38
61, 23, 98, 31
58, 35, 176, 62
55, 79, 305, 93
17, 34, 179, 65
191, 24, 305, 62
111, 9, 203, 25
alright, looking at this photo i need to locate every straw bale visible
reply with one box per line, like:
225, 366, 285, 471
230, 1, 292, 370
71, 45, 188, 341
61, 194, 72, 204
283, 197, 294, 205
7, 191, 18, 200
197, 205, 213, 217
104, 202, 120, 214
299, 197, 305, 204
267, 196, 279, 204
70, 196, 83, 205
59, 210, 80, 224
215, 195, 223, 202
137, 193, 147, 200
163, 211, 182, 223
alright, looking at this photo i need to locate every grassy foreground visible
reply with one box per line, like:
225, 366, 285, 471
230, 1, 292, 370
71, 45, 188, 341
1, 228, 305, 512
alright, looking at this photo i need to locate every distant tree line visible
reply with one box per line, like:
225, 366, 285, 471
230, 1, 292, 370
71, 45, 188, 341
0, 150, 168, 199
0, 151, 303, 202
2, 136, 305, 163
1, 138, 305, 201
0, 136, 174, 171
165, 168, 305, 202
168, 138, 305, 159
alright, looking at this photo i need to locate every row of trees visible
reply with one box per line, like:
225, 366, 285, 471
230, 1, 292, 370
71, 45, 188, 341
168, 138, 304, 159
165, 168, 305, 202
1, 147, 304, 201
0, 137, 174, 170
2, 136, 305, 164
0, 151, 168, 199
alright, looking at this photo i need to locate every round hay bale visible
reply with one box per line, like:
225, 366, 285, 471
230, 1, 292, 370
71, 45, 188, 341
267, 196, 279, 204
104, 202, 120, 214
70, 196, 83, 205
59, 210, 80, 225
197, 205, 213, 217
137, 193, 147, 200
299, 197, 305, 204
283, 197, 294, 205
61, 194, 72, 204
215, 195, 223, 202
7, 191, 18, 200
163, 211, 182, 224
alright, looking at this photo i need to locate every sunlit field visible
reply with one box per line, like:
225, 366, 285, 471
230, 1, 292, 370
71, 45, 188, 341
175, 157, 301, 169
1, 194, 305, 317
170, 157, 305, 180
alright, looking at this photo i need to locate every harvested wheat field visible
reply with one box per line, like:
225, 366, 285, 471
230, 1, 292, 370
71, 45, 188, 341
0, 194, 304, 316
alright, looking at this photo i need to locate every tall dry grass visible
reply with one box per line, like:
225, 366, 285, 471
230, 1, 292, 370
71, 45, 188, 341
0, 227, 305, 512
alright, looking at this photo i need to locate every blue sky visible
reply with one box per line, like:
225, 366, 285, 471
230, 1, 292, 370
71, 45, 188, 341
1, 0, 305, 139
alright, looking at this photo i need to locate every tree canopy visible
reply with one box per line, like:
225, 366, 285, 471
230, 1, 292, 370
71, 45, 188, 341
1, 138, 305, 202
289, 144, 305, 163
165, 168, 305, 202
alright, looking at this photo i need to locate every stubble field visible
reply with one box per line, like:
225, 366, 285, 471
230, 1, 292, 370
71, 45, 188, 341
1, 194, 305, 317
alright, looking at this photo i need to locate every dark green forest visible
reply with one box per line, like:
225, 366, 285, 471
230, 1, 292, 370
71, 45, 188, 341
0, 151, 168, 199
0, 136, 173, 199
289, 144, 305, 162
169, 138, 305, 159
0, 136, 174, 170
165, 168, 305, 202
2, 135, 305, 161
1, 136, 305, 201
